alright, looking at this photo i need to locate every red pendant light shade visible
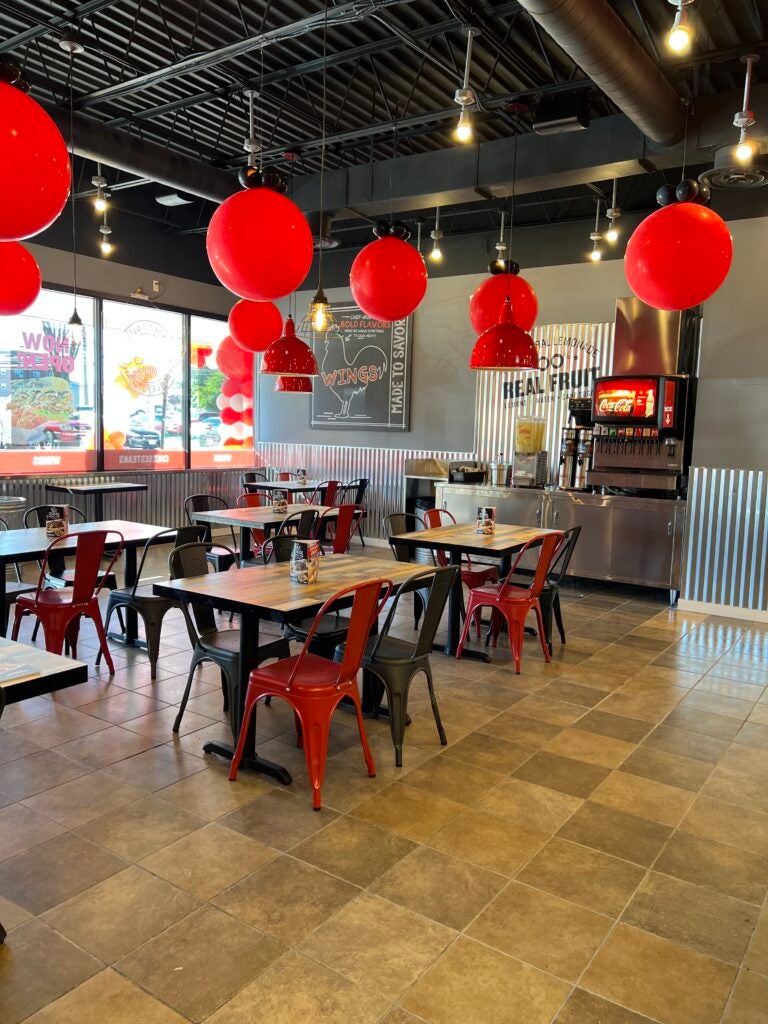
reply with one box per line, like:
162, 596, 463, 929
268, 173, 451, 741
261, 316, 318, 376
274, 374, 313, 393
469, 298, 539, 371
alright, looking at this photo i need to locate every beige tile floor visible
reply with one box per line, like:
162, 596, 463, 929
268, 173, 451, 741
1, 547, 768, 1023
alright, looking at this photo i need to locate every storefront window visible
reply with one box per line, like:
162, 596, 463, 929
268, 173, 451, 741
0, 288, 97, 474
190, 315, 254, 469
102, 300, 184, 471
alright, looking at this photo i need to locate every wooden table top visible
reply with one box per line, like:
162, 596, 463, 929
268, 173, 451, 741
154, 554, 419, 619
0, 637, 87, 704
393, 522, 562, 555
255, 480, 322, 492
0, 520, 172, 562
193, 505, 336, 530
46, 482, 149, 495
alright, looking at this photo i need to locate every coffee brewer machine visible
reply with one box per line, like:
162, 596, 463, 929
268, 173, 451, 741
587, 374, 692, 494
558, 398, 594, 490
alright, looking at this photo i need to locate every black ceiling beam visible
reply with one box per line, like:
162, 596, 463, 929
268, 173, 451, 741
0, 0, 121, 54
103, 4, 523, 130
75, 0, 416, 110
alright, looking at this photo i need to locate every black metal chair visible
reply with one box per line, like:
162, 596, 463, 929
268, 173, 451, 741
337, 478, 369, 545
168, 542, 290, 733
262, 535, 305, 564
183, 494, 239, 572
337, 566, 458, 767
96, 526, 205, 679
0, 516, 36, 635
240, 470, 269, 491
384, 512, 431, 631
276, 508, 320, 538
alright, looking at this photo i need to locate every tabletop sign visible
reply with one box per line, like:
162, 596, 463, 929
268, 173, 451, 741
290, 539, 320, 585
272, 490, 288, 514
309, 303, 411, 432
45, 505, 68, 537
476, 506, 496, 535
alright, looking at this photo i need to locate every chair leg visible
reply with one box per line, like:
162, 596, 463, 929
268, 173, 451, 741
142, 611, 167, 682
173, 657, 201, 733
349, 689, 376, 780
65, 617, 80, 660
533, 603, 551, 663
296, 704, 335, 810
383, 676, 410, 767
553, 592, 566, 644
504, 612, 522, 674
414, 592, 423, 632
455, 599, 476, 659
424, 663, 447, 747
95, 603, 116, 666
474, 606, 483, 640
11, 607, 25, 641
91, 608, 114, 674
31, 618, 41, 643
220, 669, 229, 715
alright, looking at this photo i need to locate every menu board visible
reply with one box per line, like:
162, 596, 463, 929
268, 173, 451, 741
309, 305, 411, 431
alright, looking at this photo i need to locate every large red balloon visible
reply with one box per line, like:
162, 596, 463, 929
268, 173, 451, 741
469, 274, 538, 333
625, 203, 733, 311
206, 189, 313, 300
228, 299, 283, 353
0, 84, 71, 241
350, 237, 427, 322
0, 242, 42, 315
215, 335, 252, 379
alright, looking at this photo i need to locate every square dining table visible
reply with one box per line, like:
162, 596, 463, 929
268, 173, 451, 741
153, 554, 419, 782
191, 504, 337, 561
45, 481, 148, 521
0, 519, 175, 642
390, 522, 562, 661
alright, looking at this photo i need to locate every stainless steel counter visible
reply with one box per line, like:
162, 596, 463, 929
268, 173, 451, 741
435, 483, 687, 595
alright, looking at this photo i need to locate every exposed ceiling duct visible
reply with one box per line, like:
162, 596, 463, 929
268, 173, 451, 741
515, 0, 688, 146
40, 101, 237, 205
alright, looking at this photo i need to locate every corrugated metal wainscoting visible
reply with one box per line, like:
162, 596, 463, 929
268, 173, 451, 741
682, 467, 768, 613
256, 443, 473, 540
0, 471, 247, 528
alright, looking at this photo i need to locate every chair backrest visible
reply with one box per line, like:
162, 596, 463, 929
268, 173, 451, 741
169, 541, 238, 639
317, 503, 361, 554
262, 535, 305, 564
240, 470, 268, 488
39, 530, 123, 604
237, 492, 268, 509
25, 504, 86, 527
373, 566, 458, 661
503, 532, 565, 599
277, 471, 297, 480
287, 578, 392, 689
383, 512, 423, 564
130, 525, 205, 597
307, 479, 340, 506
547, 525, 581, 585
184, 494, 226, 536
277, 508, 319, 537
422, 506, 456, 567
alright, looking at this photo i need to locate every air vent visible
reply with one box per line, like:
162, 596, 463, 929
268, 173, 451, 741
306, 211, 340, 250
699, 145, 768, 189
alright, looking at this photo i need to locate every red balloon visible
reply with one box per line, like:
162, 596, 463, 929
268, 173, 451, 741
0, 242, 42, 315
0, 83, 71, 241
221, 377, 241, 398
215, 335, 251, 379
206, 189, 313, 300
220, 406, 240, 426
349, 237, 427, 322
469, 274, 538, 333
241, 407, 254, 426
625, 203, 733, 311
235, 375, 254, 398
229, 300, 283, 353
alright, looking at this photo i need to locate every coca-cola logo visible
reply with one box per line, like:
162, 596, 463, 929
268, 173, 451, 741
597, 397, 635, 414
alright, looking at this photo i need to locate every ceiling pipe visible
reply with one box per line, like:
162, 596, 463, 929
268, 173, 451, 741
40, 101, 237, 204
515, 0, 687, 145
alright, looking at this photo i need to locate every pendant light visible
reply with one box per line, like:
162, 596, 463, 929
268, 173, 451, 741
666, 0, 694, 54
60, 36, 83, 336
428, 206, 443, 262
261, 315, 318, 376
588, 199, 602, 261
453, 27, 476, 143
469, 297, 538, 371
98, 210, 113, 256
92, 163, 108, 212
301, 0, 334, 335
734, 55, 759, 163
605, 179, 621, 243
492, 211, 507, 270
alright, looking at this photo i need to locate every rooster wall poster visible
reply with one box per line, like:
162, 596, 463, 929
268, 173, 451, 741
308, 304, 412, 431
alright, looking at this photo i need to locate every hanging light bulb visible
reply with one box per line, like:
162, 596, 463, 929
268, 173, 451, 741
453, 27, 476, 145
588, 199, 602, 262
309, 286, 333, 332
605, 178, 621, 243
98, 212, 113, 256
91, 163, 108, 213
492, 211, 507, 270
428, 206, 443, 263
666, 1, 693, 53
733, 55, 759, 163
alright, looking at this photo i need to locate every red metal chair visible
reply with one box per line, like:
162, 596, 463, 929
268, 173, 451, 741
277, 471, 298, 480
236, 492, 269, 558
229, 577, 392, 809
12, 530, 124, 673
423, 507, 499, 638
456, 532, 565, 672
306, 480, 341, 507
314, 503, 363, 554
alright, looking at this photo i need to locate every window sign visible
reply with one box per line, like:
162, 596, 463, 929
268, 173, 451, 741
190, 315, 254, 469
0, 289, 97, 473
102, 301, 184, 471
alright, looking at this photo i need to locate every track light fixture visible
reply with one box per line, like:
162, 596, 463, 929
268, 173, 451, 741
734, 55, 759, 163
91, 163, 108, 213
99, 211, 113, 256
588, 200, 602, 261
453, 27, 476, 143
428, 206, 443, 262
605, 179, 621, 243
492, 211, 507, 270
666, 0, 694, 54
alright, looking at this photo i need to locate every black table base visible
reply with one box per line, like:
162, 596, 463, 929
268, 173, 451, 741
202, 740, 292, 785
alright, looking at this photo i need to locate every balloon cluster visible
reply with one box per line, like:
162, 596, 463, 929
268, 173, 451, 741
656, 178, 711, 208
0, 70, 71, 315
213, 336, 254, 446
372, 219, 411, 241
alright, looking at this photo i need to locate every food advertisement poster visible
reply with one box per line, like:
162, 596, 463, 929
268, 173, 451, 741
309, 304, 411, 431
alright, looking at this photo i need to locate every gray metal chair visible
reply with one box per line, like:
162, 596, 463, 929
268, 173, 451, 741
384, 512, 430, 630
183, 494, 239, 572
240, 470, 269, 491
168, 542, 290, 733
262, 535, 306, 564
96, 526, 204, 679
276, 508, 319, 538
337, 565, 458, 767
